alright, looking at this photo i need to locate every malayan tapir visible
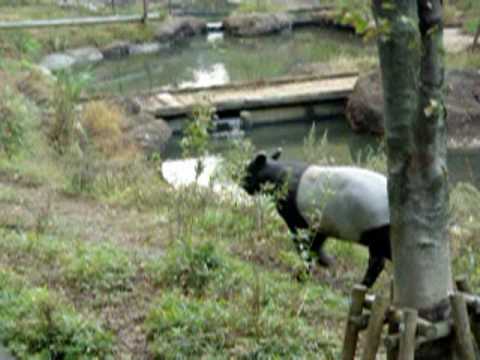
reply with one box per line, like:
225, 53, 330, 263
241, 148, 391, 287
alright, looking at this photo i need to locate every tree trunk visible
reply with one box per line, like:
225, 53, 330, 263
372, 0, 453, 358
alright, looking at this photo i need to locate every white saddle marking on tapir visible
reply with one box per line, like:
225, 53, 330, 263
296, 166, 389, 242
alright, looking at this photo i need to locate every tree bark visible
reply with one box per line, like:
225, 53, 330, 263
372, 0, 453, 357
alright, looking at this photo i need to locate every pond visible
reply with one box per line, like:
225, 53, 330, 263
82, 25, 479, 188
86, 27, 374, 95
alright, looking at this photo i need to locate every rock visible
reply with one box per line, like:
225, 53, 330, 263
101, 41, 131, 59
154, 17, 207, 42
0, 345, 15, 360
444, 28, 475, 54
127, 113, 172, 154
39, 53, 76, 71
66, 47, 103, 66
223, 12, 292, 37
292, 9, 341, 28
40, 48, 103, 71
346, 71, 385, 135
128, 42, 164, 56
346, 69, 480, 148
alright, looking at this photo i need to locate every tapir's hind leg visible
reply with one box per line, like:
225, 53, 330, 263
359, 225, 391, 288
311, 233, 335, 267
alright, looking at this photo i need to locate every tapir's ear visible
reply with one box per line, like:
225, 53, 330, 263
271, 147, 282, 160
252, 151, 267, 168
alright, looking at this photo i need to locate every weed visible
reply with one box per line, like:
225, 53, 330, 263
81, 100, 129, 158
0, 86, 30, 159
148, 240, 226, 296
0, 271, 114, 359
235, 0, 285, 14
181, 102, 214, 180
49, 71, 91, 153
62, 242, 135, 292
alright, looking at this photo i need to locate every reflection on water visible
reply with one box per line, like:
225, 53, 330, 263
87, 27, 374, 95
165, 118, 480, 187
178, 63, 230, 88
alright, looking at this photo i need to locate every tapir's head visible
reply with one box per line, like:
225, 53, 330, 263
241, 148, 283, 195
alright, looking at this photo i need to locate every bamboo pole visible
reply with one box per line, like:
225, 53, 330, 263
386, 280, 398, 360
0, 13, 163, 30
473, 24, 480, 50
361, 296, 389, 360
450, 293, 477, 360
398, 309, 417, 360
342, 284, 368, 360
384, 320, 451, 351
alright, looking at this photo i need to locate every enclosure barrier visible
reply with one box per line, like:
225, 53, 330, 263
341, 277, 480, 360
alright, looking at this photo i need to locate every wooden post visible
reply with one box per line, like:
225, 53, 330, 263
111, 0, 115, 13
387, 279, 398, 360
450, 293, 477, 360
473, 24, 480, 50
361, 295, 389, 360
398, 308, 417, 360
342, 284, 367, 360
143, 0, 149, 24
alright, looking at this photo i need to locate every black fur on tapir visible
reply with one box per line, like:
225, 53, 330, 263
241, 148, 391, 288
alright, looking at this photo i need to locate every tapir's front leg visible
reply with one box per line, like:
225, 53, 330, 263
359, 226, 391, 287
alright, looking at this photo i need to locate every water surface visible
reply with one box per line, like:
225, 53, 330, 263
165, 118, 480, 187
87, 27, 374, 95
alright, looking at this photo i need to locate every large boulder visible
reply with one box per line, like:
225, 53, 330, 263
223, 12, 292, 37
39, 53, 76, 71
128, 116, 173, 154
40, 47, 102, 71
66, 47, 103, 66
155, 17, 207, 42
346, 69, 480, 148
100, 41, 131, 59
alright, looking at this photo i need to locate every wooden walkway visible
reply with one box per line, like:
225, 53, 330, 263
136, 73, 358, 119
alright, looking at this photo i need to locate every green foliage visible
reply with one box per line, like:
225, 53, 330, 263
145, 291, 234, 358
0, 230, 135, 294
148, 240, 226, 296
0, 87, 30, 158
49, 71, 91, 153
180, 103, 214, 158
145, 272, 342, 359
302, 125, 334, 165
0, 31, 42, 59
235, 0, 283, 14
62, 242, 135, 292
335, 0, 372, 34
0, 271, 114, 359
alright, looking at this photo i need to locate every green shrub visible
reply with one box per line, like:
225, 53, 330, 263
148, 240, 226, 296
145, 284, 340, 359
62, 242, 135, 292
49, 71, 91, 153
0, 271, 114, 359
145, 292, 233, 358
0, 86, 32, 159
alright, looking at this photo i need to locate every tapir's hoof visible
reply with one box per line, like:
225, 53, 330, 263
317, 253, 335, 268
